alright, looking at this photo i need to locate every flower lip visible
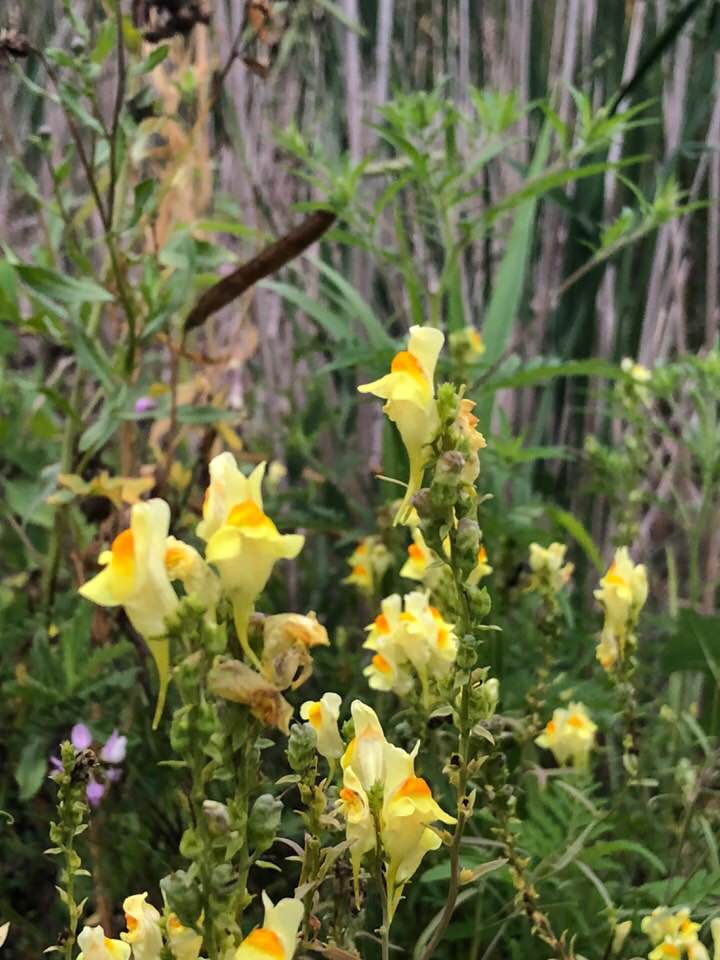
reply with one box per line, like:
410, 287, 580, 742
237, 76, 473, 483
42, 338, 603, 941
243, 928, 284, 957
111, 529, 135, 575
391, 350, 427, 382
227, 500, 273, 529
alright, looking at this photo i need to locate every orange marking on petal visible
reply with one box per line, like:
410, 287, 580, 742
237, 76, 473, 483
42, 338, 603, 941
374, 613, 391, 634
243, 928, 284, 958
391, 350, 426, 382
408, 544, 425, 561
307, 702, 322, 728
567, 714, 585, 729
659, 945, 680, 958
397, 776, 432, 799
546, 720, 556, 735
399, 612, 416, 622
355, 542, 367, 554
477, 546, 488, 562
372, 654, 392, 675
165, 545, 187, 569
437, 626, 449, 648
125, 914, 138, 932
111, 529, 135, 576
353, 564, 369, 578
227, 499, 271, 528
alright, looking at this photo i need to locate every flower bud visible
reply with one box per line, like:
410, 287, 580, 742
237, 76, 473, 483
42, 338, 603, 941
611, 920, 632, 955
286, 723, 317, 775
247, 794, 283, 854
467, 583, 492, 619
169, 707, 192, 753
203, 800, 230, 836
456, 634, 478, 670
436, 383, 460, 424
160, 871, 202, 929
456, 518, 481, 573
179, 827, 202, 860
412, 488, 433, 518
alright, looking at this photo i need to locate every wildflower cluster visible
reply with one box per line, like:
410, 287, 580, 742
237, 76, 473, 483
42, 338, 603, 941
641, 907, 718, 960
594, 546, 648, 675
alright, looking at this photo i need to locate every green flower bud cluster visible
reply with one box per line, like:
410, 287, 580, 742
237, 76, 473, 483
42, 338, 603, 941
161, 870, 203, 928
287, 722, 318, 776
247, 794, 283, 855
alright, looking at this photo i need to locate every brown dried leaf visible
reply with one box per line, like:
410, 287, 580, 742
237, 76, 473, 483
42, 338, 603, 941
208, 658, 292, 733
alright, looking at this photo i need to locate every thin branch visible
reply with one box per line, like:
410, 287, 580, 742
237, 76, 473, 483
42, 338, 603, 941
183, 209, 337, 333
107, 0, 126, 227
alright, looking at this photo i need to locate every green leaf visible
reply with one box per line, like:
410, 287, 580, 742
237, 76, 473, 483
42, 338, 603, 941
548, 507, 603, 571
261, 280, 349, 342
16, 265, 113, 306
478, 358, 622, 392
306, 255, 394, 350
16, 738, 51, 801
136, 44, 170, 74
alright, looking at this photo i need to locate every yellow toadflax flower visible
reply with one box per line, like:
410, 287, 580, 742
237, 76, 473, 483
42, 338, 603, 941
399, 528, 433, 582
363, 592, 457, 701
642, 907, 709, 960
337, 700, 455, 910
79, 499, 178, 728
77, 926, 131, 960
528, 542, 574, 593
120, 893, 163, 960
300, 691, 344, 760
381, 741, 456, 918
535, 702, 597, 769
235, 892, 303, 960
197, 454, 304, 667
594, 547, 647, 672
164, 536, 221, 620
166, 914, 202, 960
621, 356, 652, 383
343, 536, 391, 594
358, 326, 445, 525
466, 545, 493, 587
454, 398, 486, 485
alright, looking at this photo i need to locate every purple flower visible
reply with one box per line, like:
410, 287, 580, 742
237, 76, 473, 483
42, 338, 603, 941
49, 755, 63, 772
134, 396, 156, 414
71, 723, 92, 750
86, 777, 106, 807
100, 730, 127, 765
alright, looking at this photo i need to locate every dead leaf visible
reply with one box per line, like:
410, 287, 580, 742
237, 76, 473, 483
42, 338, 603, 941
208, 657, 293, 733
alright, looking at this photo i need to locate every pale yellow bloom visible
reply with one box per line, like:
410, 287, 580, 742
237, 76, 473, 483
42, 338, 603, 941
343, 536, 391, 594
455, 398, 486, 484
341, 700, 389, 790
358, 326, 444, 524
399, 528, 433, 581
0, 922, 8, 950
234, 892, 303, 960
166, 914, 202, 960
121, 893, 162, 960
528, 542, 573, 593
611, 920, 633, 956
79, 500, 178, 727
535, 702, 597, 768
300, 692, 344, 760
77, 926, 131, 960
267, 460, 288, 491
466, 545, 493, 587
381, 741, 455, 918
164, 536, 221, 617
621, 356, 652, 383
363, 592, 457, 697
594, 547, 648, 672
338, 766, 377, 885
642, 909, 700, 948
198, 454, 304, 665
450, 325, 486, 360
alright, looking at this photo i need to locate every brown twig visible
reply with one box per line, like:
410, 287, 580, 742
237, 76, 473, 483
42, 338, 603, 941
183, 209, 337, 333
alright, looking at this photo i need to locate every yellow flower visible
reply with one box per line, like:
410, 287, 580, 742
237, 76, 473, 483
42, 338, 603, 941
341, 700, 390, 790
164, 536, 221, 619
449, 325, 486, 361
535, 702, 597, 768
363, 593, 457, 698
79, 500, 178, 727
528, 542, 574, 593
166, 914, 202, 960
381, 741, 456, 917
712, 918, 720, 960
466, 545, 493, 587
300, 692, 344, 760
455, 398, 486, 485
611, 920, 632, 956
358, 326, 445, 525
261, 612, 329, 689
235, 893, 303, 960
338, 766, 377, 887
621, 356, 652, 383
120, 893, 162, 960
77, 926, 131, 960
594, 547, 647, 672
343, 536, 391, 594
399, 528, 433, 581
642, 909, 700, 948
198, 454, 304, 666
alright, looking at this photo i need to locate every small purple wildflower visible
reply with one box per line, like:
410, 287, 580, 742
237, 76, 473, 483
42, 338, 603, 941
71, 723, 92, 750
100, 730, 127, 765
86, 777, 106, 807
134, 396, 156, 414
